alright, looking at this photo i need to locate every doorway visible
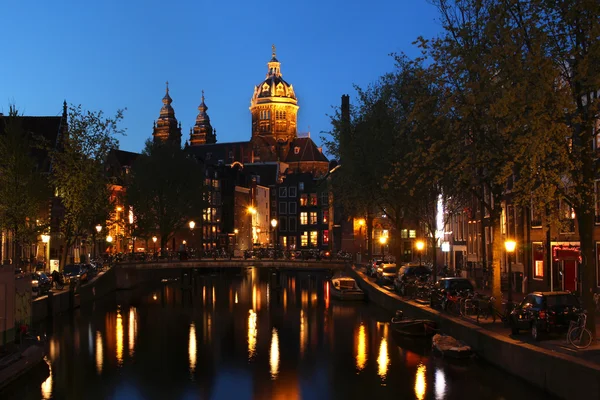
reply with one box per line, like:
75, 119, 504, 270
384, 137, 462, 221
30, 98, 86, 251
563, 260, 577, 292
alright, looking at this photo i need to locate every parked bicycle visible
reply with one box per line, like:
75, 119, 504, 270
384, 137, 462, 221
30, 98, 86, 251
567, 311, 592, 349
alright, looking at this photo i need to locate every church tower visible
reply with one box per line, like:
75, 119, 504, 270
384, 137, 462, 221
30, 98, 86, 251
189, 90, 216, 146
250, 45, 298, 144
153, 82, 182, 146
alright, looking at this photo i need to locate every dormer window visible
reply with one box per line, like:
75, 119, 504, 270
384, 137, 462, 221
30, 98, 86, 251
276, 83, 284, 96
294, 147, 300, 155
262, 83, 270, 92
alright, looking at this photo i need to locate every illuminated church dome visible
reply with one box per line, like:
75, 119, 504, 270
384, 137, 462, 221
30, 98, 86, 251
250, 45, 298, 143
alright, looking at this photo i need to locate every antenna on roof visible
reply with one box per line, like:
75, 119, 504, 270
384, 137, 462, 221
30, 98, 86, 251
307, 125, 310, 138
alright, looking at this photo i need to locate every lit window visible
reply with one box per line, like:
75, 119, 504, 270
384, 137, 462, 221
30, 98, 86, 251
309, 212, 317, 224
301, 232, 308, 247
322, 210, 329, 224
300, 212, 308, 225
401, 229, 408, 239
309, 194, 318, 206
310, 231, 318, 246
262, 83, 270, 92
409, 230, 416, 238
533, 243, 544, 279
300, 194, 308, 206
323, 230, 329, 244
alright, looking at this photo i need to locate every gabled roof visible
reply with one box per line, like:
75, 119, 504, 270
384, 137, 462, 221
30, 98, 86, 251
186, 141, 252, 165
285, 137, 328, 163
112, 149, 140, 167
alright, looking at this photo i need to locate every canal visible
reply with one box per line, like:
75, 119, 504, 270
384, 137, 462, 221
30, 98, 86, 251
2, 267, 553, 400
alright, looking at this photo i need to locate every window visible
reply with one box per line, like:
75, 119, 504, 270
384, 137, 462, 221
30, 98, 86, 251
279, 217, 287, 232
310, 231, 318, 246
309, 194, 318, 206
323, 230, 329, 244
275, 109, 286, 119
289, 217, 297, 232
300, 194, 308, 206
309, 212, 317, 224
262, 83, 270, 93
401, 229, 408, 239
301, 232, 308, 247
294, 147, 300, 154
322, 210, 329, 224
595, 181, 600, 224
531, 201, 543, 228
300, 212, 308, 225
560, 200, 575, 233
321, 192, 328, 206
409, 230, 416, 239
288, 202, 297, 214
289, 236, 297, 249
289, 187, 297, 197
279, 187, 287, 197
279, 202, 287, 214
298, 182, 304, 191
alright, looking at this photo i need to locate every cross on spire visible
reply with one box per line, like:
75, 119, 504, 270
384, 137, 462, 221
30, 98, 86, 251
272, 44, 276, 58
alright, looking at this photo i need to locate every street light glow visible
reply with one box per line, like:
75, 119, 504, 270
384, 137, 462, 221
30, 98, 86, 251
358, 219, 365, 226
505, 240, 516, 253
379, 236, 387, 245
106, 236, 113, 243
41, 234, 50, 243
189, 220, 195, 230
416, 240, 425, 251
248, 207, 257, 215
234, 228, 239, 235
152, 236, 157, 243
96, 224, 102, 234
271, 219, 278, 228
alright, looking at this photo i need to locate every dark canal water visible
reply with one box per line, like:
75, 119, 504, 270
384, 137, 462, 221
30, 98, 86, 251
2, 267, 552, 400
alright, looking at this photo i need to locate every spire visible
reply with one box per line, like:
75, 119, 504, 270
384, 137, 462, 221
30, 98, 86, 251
153, 81, 181, 145
267, 44, 281, 77
190, 90, 215, 146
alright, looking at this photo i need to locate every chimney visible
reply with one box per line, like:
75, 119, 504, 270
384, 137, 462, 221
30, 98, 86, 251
318, 147, 323, 153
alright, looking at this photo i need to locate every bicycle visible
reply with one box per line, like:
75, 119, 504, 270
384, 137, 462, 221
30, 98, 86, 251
476, 296, 511, 325
567, 311, 592, 349
460, 292, 478, 317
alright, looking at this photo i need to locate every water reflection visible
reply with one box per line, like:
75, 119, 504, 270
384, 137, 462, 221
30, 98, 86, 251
189, 322, 197, 374
95, 331, 103, 375
128, 307, 137, 357
235, 291, 238, 304
40, 357, 52, 399
270, 327, 280, 380
116, 309, 124, 365
415, 363, 427, 400
377, 336, 389, 382
300, 309, 307, 358
355, 323, 367, 372
248, 309, 257, 360
435, 368, 446, 399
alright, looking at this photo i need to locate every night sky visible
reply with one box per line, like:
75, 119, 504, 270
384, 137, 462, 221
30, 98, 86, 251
1, 0, 442, 154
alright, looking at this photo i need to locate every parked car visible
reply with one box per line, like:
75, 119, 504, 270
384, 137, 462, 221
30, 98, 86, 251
394, 263, 431, 295
31, 272, 52, 296
63, 264, 88, 284
367, 260, 385, 277
509, 291, 581, 341
429, 277, 475, 310
377, 263, 398, 285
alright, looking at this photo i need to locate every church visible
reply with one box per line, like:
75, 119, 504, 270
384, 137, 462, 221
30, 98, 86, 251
110, 46, 333, 254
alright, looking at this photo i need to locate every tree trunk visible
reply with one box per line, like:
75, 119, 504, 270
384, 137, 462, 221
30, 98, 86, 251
491, 220, 503, 310
366, 213, 374, 261
577, 207, 596, 338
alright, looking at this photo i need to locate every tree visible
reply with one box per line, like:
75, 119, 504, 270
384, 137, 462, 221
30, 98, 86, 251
50, 105, 124, 268
126, 140, 206, 253
0, 105, 51, 267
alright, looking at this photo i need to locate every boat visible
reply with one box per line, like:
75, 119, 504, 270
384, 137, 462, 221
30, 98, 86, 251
432, 334, 473, 359
329, 277, 365, 301
390, 311, 438, 337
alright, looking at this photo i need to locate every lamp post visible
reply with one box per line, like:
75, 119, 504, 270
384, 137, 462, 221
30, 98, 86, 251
95, 224, 102, 259
358, 219, 365, 262
415, 240, 425, 265
41, 234, 50, 272
271, 218, 278, 247
152, 236, 157, 257
189, 221, 195, 258
505, 240, 516, 303
248, 206, 257, 249
233, 229, 239, 255
379, 236, 388, 260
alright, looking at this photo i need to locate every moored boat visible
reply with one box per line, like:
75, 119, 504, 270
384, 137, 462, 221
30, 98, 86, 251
330, 277, 365, 301
390, 311, 437, 337
432, 334, 473, 359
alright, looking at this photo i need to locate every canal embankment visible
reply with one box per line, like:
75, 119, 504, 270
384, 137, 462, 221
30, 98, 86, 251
349, 265, 600, 400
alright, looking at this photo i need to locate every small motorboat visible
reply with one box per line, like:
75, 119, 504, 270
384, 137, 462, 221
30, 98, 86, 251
330, 277, 364, 301
391, 311, 437, 337
432, 334, 473, 359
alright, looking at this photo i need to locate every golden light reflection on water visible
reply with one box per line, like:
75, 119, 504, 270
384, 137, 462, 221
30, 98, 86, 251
300, 309, 307, 358
252, 285, 257, 310
128, 307, 137, 358
377, 336, 389, 382
435, 368, 446, 399
270, 327, 280, 380
248, 309, 257, 360
116, 310, 124, 366
415, 363, 427, 400
95, 331, 103, 375
212, 286, 216, 310
49, 337, 59, 361
202, 286, 206, 305
235, 291, 238, 304
356, 323, 367, 372
324, 281, 330, 309
301, 289, 308, 307
40, 357, 52, 399
189, 322, 197, 374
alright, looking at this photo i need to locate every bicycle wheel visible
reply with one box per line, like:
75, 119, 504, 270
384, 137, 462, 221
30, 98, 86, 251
569, 327, 593, 349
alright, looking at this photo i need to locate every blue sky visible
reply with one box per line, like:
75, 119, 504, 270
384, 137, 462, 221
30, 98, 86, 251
1, 0, 442, 154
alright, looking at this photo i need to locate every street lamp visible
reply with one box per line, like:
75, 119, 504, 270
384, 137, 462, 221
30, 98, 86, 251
358, 219, 365, 261
41, 234, 50, 272
152, 236, 157, 255
505, 240, 516, 302
415, 240, 425, 266
189, 221, 195, 257
379, 236, 388, 260
95, 225, 102, 259
271, 218, 278, 248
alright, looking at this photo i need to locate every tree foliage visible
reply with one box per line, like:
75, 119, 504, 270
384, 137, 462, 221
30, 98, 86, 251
126, 140, 206, 252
